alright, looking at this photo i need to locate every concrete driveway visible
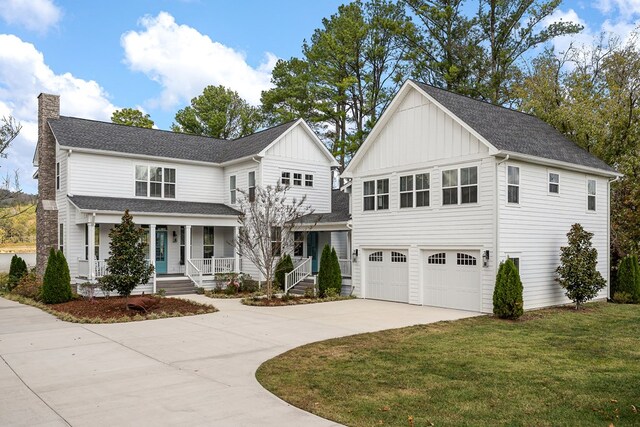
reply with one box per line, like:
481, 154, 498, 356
0, 296, 479, 426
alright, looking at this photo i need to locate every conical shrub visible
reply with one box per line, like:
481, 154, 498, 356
330, 247, 342, 296
493, 258, 524, 319
317, 244, 333, 297
42, 248, 73, 304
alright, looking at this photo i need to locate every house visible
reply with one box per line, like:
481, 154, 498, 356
342, 80, 619, 313
34, 93, 350, 294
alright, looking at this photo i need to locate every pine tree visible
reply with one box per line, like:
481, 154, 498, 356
7, 254, 27, 290
317, 244, 333, 296
616, 255, 640, 303
493, 259, 524, 319
330, 247, 342, 296
556, 223, 606, 309
41, 249, 73, 304
99, 210, 154, 302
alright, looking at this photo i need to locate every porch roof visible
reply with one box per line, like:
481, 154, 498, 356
68, 195, 241, 217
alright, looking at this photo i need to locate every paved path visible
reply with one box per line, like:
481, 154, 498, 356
0, 296, 478, 426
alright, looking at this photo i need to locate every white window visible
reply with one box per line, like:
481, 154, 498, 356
416, 173, 430, 207
363, 181, 375, 211
305, 174, 313, 187
135, 165, 176, 198
442, 169, 458, 205
587, 179, 596, 211
293, 172, 302, 186
457, 253, 477, 266
507, 166, 520, 204
369, 251, 383, 262
281, 171, 291, 186
377, 179, 389, 210
203, 226, 215, 259
391, 252, 407, 263
294, 231, 304, 257
271, 227, 282, 256
460, 167, 478, 204
248, 171, 256, 202
363, 179, 389, 211
58, 223, 64, 253
400, 175, 413, 208
428, 252, 446, 264
230, 175, 237, 204
56, 162, 60, 190
549, 172, 559, 194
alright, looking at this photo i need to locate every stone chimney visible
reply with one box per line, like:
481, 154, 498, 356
36, 93, 60, 276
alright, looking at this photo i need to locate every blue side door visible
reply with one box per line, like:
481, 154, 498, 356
307, 231, 318, 273
155, 230, 168, 274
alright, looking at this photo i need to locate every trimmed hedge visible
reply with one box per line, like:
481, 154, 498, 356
318, 244, 341, 297
493, 258, 524, 319
8, 254, 28, 290
615, 255, 640, 303
41, 248, 73, 304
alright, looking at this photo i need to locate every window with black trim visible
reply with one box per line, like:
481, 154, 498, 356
377, 179, 389, 210
460, 167, 478, 204
369, 251, 383, 262
363, 180, 375, 211
442, 169, 458, 205
457, 253, 477, 265
203, 226, 215, 258
549, 172, 559, 194
428, 252, 446, 264
400, 175, 413, 208
391, 252, 407, 262
507, 166, 520, 204
587, 179, 596, 211
305, 174, 313, 187
56, 162, 60, 190
416, 173, 430, 207
179, 226, 185, 265
150, 166, 162, 197
294, 231, 304, 257
248, 171, 256, 202
293, 173, 302, 186
230, 175, 237, 204
281, 171, 291, 186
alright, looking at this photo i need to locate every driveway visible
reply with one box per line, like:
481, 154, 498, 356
0, 296, 479, 426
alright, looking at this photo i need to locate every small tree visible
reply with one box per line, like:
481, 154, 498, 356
615, 255, 640, 303
235, 183, 314, 299
99, 210, 154, 302
330, 247, 342, 296
556, 223, 606, 309
317, 244, 333, 296
8, 254, 28, 290
493, 259, 524, 319
274, 254, 294, 291
41, 249, 73, 304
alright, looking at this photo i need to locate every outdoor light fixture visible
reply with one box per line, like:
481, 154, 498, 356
482, 250, 490, 267
172, 230, 178, 243
352, 248, 358, 262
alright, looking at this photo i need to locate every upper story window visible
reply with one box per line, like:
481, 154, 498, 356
363, 180, 376, 211
443, 166, 478, 205
293, 173, 302, 186
400, 173, 430, 209
248, 171, 256, 202
587, 179, 596, 211
281, 171, 291, 186
416, 173, 430, 207
507, 166, 520, 204
377, 179, 389, 210
549, 172, 559, 194
230, 175, 237, 204
305, 174, 313, 187
56, 162, 60, 190
135, 165, 176, 198
400, 175, 413, 208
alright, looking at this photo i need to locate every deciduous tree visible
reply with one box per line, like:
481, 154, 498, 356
111, 108, 154, 128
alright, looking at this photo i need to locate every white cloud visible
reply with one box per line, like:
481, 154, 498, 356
595, 0, 640, 16
121, 12, 275, 109
0, 34, 117, 193
0, 0, 62, 33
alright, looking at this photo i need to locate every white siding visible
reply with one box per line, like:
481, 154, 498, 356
331, 231, 349, 258
68, 152, 224, 203
265, 124, 329, 164
353, 87, 489, 176
223, 160, 259, 206
497, 160, 610, 309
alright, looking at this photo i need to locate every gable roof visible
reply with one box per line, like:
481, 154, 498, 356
68, 195, 240, 216
412, 82, 615, 173
298, 190, 350, 224
49, 117, 297, 164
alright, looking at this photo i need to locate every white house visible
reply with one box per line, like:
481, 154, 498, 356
342, 80, 619, 313
33, 94, 351, 294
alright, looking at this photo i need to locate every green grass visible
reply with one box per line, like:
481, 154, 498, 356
257, 303, 640, 426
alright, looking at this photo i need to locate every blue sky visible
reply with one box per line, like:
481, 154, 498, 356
0, 0, 637, 194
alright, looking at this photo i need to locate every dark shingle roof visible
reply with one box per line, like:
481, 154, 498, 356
299, 190, 350, 224
49, 117, 296, 164
414, 82, 615, 173
69, 195, 240, 216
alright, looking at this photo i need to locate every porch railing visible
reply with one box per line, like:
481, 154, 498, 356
76, 259, 111, 279
189, 257, 237, 275
285, 256, 312, 294
78, 259, 89, 277
190, 258, 212, 274
95, 260, 108, 278
338, 258, 352, 277
186, 259, 202, 287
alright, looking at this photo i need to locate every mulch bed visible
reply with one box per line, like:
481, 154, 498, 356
204, 290, 263, 299
242, 295, 354, 306
50, 296, 216, 321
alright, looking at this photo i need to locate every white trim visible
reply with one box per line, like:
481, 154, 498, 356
441, 164, 479, 206
586, 177, 597, 213
506, 164, 520, 205
498, 151, 621, 178
547, 170, 560, 196
58, 145, 224, 167
362, 176, 390, 212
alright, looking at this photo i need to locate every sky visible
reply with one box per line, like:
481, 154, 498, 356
0, 0, 638, 194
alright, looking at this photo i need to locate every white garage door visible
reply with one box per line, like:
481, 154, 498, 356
423, 250, 481, 311
365, 250, 409, 303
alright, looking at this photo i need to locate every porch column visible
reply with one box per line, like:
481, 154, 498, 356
185, 225, 192, 262
88, 220, 95, 281
149, 224, 156, 293
234, 226, 240, 272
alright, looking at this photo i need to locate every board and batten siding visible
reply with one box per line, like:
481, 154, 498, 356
68, 151, 225, 203
349, 85, 497, 312
223, 160, 259, 206
497, 160, 610, 309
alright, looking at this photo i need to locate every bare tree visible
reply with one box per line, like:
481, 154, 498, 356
235, 183, 314, 299
0, 116, 22, 159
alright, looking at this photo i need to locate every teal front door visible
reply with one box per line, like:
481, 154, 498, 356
155, 230, 167, 274
307, 232, 318, 273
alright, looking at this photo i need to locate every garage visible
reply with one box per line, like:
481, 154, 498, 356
365, 249, 409, 303
423, 250, 481, 311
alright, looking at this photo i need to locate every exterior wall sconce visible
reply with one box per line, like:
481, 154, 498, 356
352, 248, 358, 262
172, 230, 178, 243
482, 250, 490, 267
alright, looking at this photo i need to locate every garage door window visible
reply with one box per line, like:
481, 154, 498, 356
369, 251, 383, 262
428, 253, 446, 264
391, 252, 407, 262
457, 253, 477, 265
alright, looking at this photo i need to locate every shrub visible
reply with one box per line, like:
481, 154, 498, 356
493, 259, 524, 319
274, 255, 294, 290
615, 255, 640, 303
556, 223, 606, 309
239, 274, 259, 293
612, 291, 634, 304
317, 244, 333, 296
41, 248, 73, 304
324, 287, 339, 298
12, 271, 43, 301
330, 247, 342, 296
8, 254, 28, 290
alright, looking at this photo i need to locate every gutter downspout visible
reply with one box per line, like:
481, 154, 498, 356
495, 155, 510, 302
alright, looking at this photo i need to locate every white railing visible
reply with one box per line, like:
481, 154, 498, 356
186, 259, 202, 287
213, 257, 236, 273
95, 260, 108, 278
190, 258, 213, 275
78, 259, 90, 277
285, 256, 312, 294
338, 259, 352, 277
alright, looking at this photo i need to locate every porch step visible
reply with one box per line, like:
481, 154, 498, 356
289, 278, 316, 296
156, 279, 197, 296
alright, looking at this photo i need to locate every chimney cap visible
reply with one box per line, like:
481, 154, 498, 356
38, 93, 60, 99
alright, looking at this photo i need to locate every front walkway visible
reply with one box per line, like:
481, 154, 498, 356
0, 296, 479, 426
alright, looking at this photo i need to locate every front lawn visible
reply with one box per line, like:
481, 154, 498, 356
257, 303, 640, 426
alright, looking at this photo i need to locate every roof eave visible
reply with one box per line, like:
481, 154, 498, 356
495, 151, 621, 178
58, 145, 223, 167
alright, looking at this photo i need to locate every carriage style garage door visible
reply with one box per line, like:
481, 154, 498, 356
423, 250, 481, 312
365, 249, 409, 303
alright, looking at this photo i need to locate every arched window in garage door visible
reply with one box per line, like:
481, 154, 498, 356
391, 252, 407, 263
428, 252, 446, 264
369, 251, 383, 262
457, 253, 477, 266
